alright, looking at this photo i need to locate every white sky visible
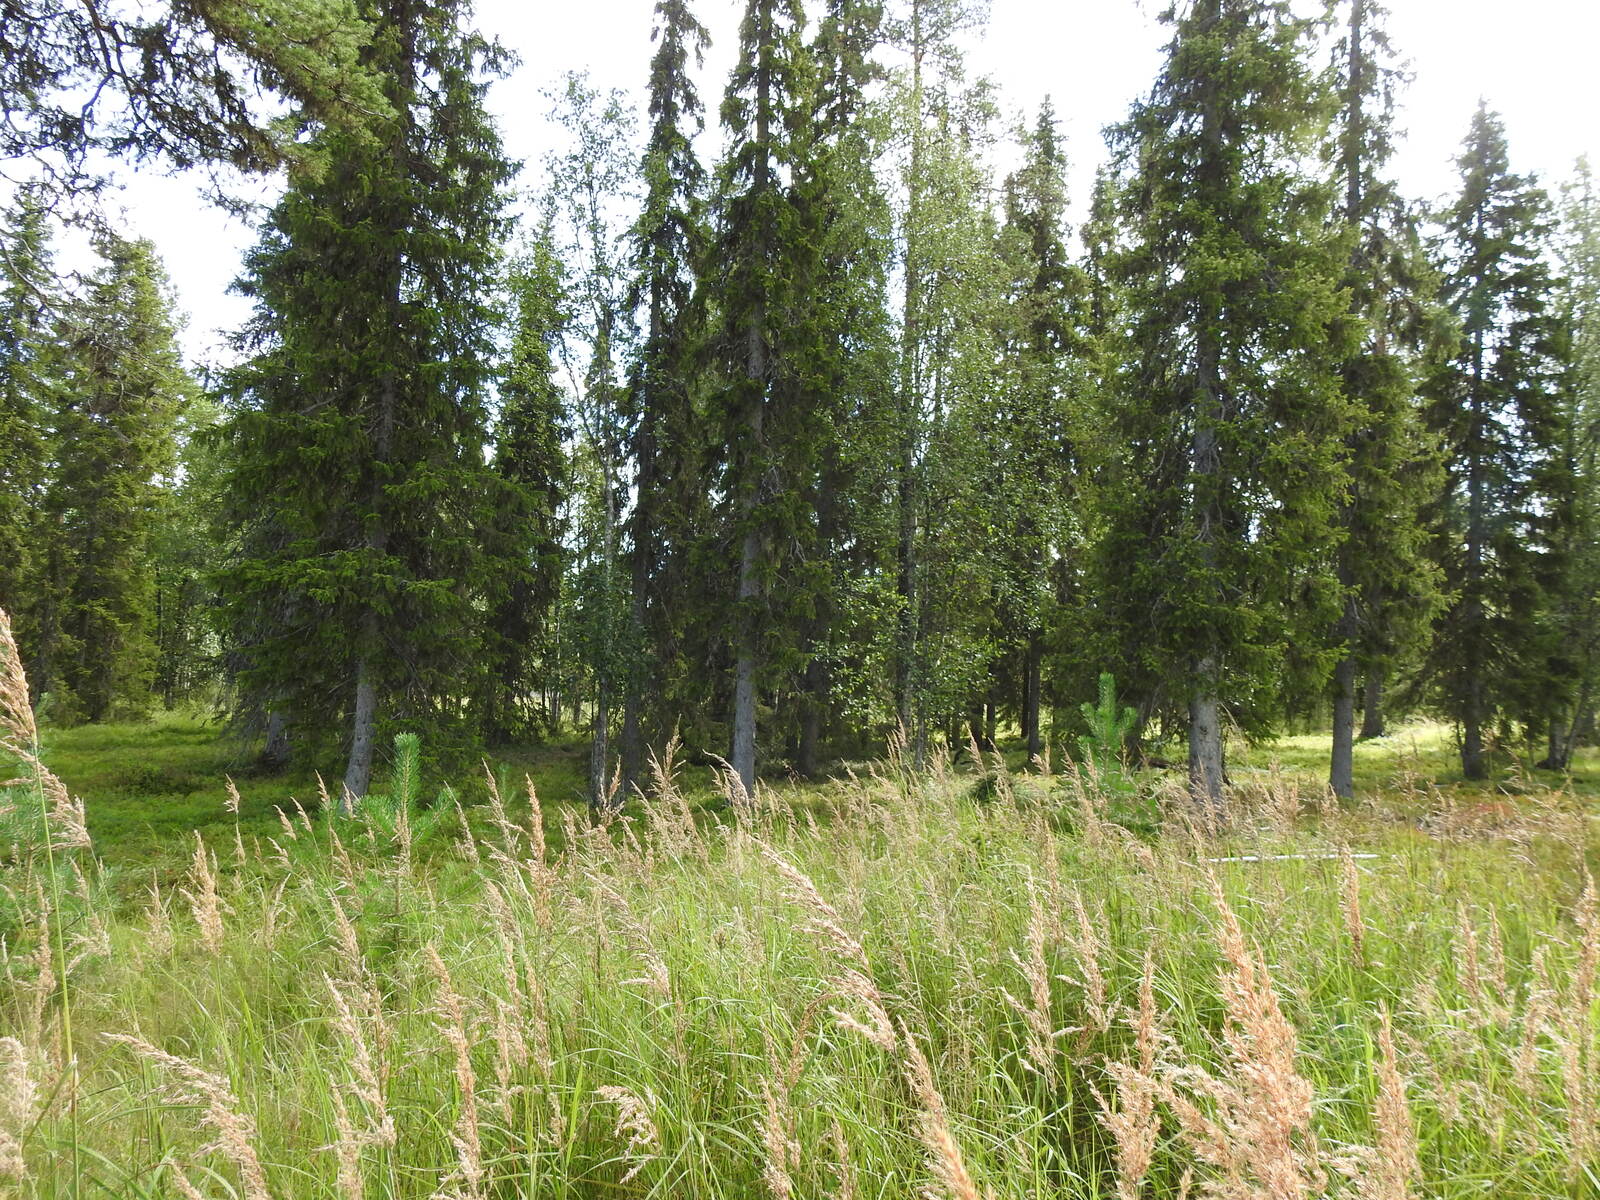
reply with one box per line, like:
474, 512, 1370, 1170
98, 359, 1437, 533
93, 0, 1600, 367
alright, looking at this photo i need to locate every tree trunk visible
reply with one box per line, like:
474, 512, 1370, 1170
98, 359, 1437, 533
966, 701, 985, 756
1359, 673, 1385, 738
342, 42, 405, 804
1461, 678, 1487, 780
344, 342, 391, 807
619, 313, 664, 800
1330, 0, 1370, 801
731, 524, 761, 793
1188, 676, 1225, 814
892, 3, 925, 741
343, 635, 378, 812
728, 2, 778, 798
1022, 634, 1043, 762
1189, 63, 1225, 816
797, 655, 824, 779
1188, 390, 1225, 813
1460, 303, 1489, 780
1537, 709, 1569, 771
617, 683, 644, 798
261, 710, 289, 770
1330, 652, 1357, 800
589, 683, 612, 814
1562, 680, 1592, 766
592, 450, 621, 808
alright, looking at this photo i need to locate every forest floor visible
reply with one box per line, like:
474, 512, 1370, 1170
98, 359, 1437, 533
35, 708, 1600, 874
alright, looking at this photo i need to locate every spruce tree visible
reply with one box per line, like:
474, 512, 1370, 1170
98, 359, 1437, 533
39, 236, 194, 722
1101, 0, 1355, 808
619, 0, 711, 794
791, 0, 892, 776
714, 0, 816, 790
0, 188, 57, 683
993, 99, 1087, 762
218, 0, 513, 798
1543, 160, 1600, 768
1325, 0, 1444, 798
480, 234, 567, 747
152, 397, 226, 709
1423, 104, 1565, 780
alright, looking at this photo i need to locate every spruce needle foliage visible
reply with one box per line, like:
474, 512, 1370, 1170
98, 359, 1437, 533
216, 0, 514, 793
1098, 0, 1358, 807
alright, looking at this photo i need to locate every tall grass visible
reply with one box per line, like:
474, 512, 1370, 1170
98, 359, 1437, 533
2, 631, 1599, 1195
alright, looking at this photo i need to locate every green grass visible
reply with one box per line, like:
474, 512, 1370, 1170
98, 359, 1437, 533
3, 718, 1599, 1198
1258, 721, 1600, 800
35, 711, 1599, 876
34, 713, 633, 876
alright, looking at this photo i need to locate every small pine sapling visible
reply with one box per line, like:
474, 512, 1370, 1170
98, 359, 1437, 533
1079, 672, 1137, 775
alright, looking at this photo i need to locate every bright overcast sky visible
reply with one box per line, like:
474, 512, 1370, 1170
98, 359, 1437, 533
93, 0, 1600, 367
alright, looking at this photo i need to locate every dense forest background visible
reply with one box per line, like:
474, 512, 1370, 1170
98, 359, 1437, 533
1, 0, 1596, 811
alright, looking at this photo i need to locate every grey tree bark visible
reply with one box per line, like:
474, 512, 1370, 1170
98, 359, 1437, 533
1330, 652, 1357, 800
1359, 673, 1385, 738
1188, 678, 1226, 815
261, 710, 289, 769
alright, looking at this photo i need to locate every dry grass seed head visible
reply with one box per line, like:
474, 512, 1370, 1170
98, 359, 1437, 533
424, 943, 484, 1199
0, 1036, 35, 1181
103, 1033, 271, 1200
1573, 872, 1598, 1011
1360, 1004, 1418, 1200
323, 974, 392, 1146
329, 1086, 365, 1200
898, 1022, 988, 1200
760, 845, 896, 1050
1158, 871, 1323, 1198
830, 1116, 857, 1200
596, 1085, 660, 1185
1001, 876, 1061, 1083
185, 838, 230, 960
1340, 844, 1365, 967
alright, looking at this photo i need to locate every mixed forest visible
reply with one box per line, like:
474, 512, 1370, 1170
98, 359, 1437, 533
3, 2, 1600, 1197
2, 0, 1597, 809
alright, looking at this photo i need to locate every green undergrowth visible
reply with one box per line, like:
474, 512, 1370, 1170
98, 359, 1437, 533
1, 731, 1598, 1197
32, 714, 1598, 880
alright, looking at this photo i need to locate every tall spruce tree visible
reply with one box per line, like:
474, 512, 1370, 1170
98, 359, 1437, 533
714, 0, 816, 791
0, 188, 57, 679
1101, 0, 1355, 808
1325, 0, 1444, 798
619, 0, 711, 795
992, 99, 1086, 762
1543, 160, 1600, 768
1423, 104, 1565, 780
38, 236, 194, 722
480, 232, 567, 746
791, 0, 892, 776
218, 0, 513, 798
